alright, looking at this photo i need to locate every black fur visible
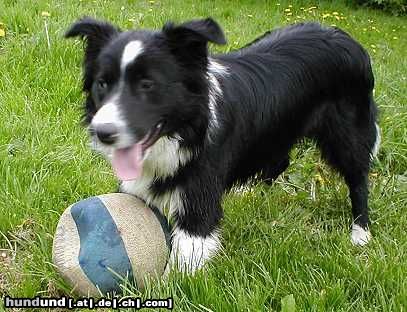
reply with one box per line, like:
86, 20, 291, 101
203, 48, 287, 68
66, 18, 378, 245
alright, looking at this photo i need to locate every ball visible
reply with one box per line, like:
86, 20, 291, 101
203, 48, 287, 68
52, 193, 171, 296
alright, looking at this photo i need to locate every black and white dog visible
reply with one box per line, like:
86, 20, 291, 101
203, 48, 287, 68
66, 17, 380, 273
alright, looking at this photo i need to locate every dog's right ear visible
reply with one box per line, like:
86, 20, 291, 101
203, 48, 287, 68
65, 17, 119, 91
65, 17, 119, 56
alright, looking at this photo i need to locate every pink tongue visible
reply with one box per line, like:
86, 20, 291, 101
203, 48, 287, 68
112, 144, 144, 181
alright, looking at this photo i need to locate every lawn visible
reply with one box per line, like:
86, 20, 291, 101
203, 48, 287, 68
0, 0, 406, 311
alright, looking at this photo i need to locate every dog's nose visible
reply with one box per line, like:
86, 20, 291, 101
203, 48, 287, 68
94, 123, 119, 145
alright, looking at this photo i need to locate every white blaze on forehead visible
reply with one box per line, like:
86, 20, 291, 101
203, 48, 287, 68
121, 40, 144, 72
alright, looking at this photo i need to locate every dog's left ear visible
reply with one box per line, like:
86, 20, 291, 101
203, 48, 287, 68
163, 18, 226, 63
165, 18, 226, 45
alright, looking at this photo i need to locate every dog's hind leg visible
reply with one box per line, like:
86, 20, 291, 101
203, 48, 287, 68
313, 96, 378, 246
261, 156, 290, 185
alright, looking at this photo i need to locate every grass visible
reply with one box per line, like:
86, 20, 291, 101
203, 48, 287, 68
0, 0, 406, 311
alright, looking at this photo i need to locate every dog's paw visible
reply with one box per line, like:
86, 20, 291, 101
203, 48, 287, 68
166, 228, 221, 275
351, 224, 371, 246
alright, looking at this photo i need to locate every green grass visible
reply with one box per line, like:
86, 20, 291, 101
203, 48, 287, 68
0, 0, 406, 311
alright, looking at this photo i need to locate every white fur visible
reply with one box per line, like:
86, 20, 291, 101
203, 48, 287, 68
91, 97, 122, 126
370, 122, 381, 160
143, 136, 193, 178
207, 59, 228, 139
90, 97, 134, 149
121, 40, 143, 72
120, 135, 192, 217
167, 228, 221, 273
120, 175, 183, 218
351, 223, 371, 246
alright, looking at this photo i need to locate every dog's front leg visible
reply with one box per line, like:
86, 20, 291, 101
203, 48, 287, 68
165, 187, 223, 274
166, 226, 221, 274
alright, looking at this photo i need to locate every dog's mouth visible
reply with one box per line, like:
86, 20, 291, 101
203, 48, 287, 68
111, 121, 164, 181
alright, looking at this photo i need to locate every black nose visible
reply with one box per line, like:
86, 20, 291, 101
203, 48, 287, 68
94, 123, 119, 145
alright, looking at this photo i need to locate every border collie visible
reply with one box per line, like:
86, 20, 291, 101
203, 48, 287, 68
65, 17, 380, 273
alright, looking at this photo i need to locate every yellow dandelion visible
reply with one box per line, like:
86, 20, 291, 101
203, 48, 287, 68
315, 174, 325, 186
41, 11, 51, 17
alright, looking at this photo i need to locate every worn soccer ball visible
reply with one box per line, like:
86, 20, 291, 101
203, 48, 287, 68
52, 193, 171, 296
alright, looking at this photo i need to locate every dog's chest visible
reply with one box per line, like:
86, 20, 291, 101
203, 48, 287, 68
119, 136, 188, 217
120, 174, 182, 218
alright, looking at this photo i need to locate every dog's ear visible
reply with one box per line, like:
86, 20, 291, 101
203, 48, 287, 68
65, 17, 119, 91
163, 18, 226, 64
164, 18, 226, 45
65, 17, 119, 57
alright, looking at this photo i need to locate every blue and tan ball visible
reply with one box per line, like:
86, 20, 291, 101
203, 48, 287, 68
52, 193, 171, 296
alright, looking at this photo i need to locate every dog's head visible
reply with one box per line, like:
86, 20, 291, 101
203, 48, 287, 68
66, 17, 226, 180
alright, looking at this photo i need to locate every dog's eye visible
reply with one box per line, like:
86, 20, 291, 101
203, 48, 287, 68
139, 79, 154, 91
97, 79, 108, 90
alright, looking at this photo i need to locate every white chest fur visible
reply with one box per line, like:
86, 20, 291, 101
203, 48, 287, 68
119, 136, 191, 217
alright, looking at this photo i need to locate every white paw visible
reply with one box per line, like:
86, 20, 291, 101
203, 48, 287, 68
167, 228, 221, 274
351, 224, 371, 246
